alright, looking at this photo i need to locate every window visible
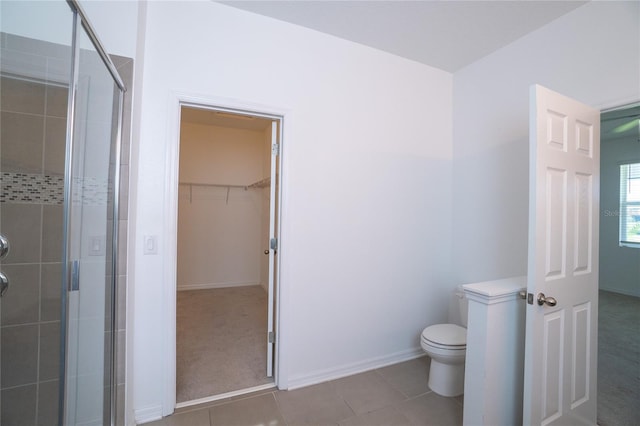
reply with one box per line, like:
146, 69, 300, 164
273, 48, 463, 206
620, 162, 640, 247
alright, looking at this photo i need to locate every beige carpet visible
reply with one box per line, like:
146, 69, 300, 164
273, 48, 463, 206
176, 286, 273, 403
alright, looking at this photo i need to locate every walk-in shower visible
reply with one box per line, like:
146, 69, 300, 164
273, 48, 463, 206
0, 1, 125, 424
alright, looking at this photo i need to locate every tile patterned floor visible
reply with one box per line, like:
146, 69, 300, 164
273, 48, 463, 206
146, 357, 463, 426
147, 290, 640, 426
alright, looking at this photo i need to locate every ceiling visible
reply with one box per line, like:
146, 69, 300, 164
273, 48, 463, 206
602, 106, 640, 143
219, 0, 588, 72
193, 1, 640, 137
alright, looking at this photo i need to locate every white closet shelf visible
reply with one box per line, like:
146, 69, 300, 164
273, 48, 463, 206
247, 177, 270, 188
179, 177, 271, 190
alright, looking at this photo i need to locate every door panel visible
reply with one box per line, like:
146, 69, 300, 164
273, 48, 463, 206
574, 174, 593, 274
542, 310, 563, 422
524, 85, 599, 425
545, 167, 567, 278
571, 302, 591, 408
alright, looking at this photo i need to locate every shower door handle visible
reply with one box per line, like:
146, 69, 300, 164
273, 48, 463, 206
0, 271, 9, 297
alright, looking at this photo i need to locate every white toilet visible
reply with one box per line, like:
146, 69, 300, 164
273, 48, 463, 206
420, 287, 468, 397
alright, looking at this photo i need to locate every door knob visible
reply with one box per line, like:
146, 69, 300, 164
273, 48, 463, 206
264, 250, 269, 255
0, 271, 8, 297
0, 234, 9, 259
537, 292, 557, 307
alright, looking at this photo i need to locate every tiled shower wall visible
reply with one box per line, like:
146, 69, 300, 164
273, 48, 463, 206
111, 53, 133, 426
0, 70, 68, 424
0, 33, 132, 424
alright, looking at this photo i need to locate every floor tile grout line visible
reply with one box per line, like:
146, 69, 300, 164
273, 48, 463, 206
372, 367, 414, 401
337, 394, 358, 424
270, 390, 292, 426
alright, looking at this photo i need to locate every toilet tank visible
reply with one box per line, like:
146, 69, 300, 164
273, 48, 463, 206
456, 285, 469, 327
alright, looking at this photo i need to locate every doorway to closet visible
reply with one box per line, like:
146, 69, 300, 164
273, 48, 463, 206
175, 105, 280, 405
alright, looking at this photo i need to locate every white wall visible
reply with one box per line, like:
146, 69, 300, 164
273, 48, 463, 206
600, 129, 640, 296
177, 123, 265, 290
452, 1, 640, 285
0, 1, 138, 59
79, 0, 138, 59
132, 1, 452, 421
179, 123, 265, 184
1, 1, 74, 45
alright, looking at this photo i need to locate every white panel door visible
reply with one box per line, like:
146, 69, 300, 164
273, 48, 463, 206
266, 121, 279, 378
523, 85, 600, 425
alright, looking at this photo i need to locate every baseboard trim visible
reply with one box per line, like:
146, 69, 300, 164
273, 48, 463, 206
134, 404, 163, 425
285, 348, 425, 390
177, 281, 260, 291
600, 287, 640, 298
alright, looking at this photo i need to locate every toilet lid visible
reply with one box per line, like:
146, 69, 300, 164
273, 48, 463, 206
421, 324, 466, 347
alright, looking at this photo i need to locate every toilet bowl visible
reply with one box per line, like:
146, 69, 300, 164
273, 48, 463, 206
420, 288, 468, 397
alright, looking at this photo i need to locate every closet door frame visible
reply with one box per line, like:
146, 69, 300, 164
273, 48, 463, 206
163, 92, 289, 414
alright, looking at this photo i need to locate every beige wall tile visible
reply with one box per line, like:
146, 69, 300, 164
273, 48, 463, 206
0, 264, 40, 325
39, 321, 61, 381
116, 275, 126, 330
37, 380, 60, 426
1, 324, 38, 387
0, 77, 45, 115
40, 263, 62, 322
1, 384, 37, 425
43, 116, 67, 175
41, 205, 63, 263
45, 85, 68, 118
117, 329, 126, 385
1, 111, 44, 173
1, 203, 42, 264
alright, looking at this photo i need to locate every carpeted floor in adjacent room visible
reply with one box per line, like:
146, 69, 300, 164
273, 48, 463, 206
176, 286, 273, 403
597, 290, 640, 426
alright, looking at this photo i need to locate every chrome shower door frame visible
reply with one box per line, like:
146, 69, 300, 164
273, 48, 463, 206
60, 1, 126, 425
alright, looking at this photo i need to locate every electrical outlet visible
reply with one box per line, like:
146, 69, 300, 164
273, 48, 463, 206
143, 235, 158, 255
88, 235, 105, 256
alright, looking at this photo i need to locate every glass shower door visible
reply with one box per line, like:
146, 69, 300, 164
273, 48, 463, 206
0, 1, 123, 424
63, 17, 123, 426
0, 2, 74, 424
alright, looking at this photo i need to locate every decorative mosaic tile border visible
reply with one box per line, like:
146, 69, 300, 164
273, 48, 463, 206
0, 172, 109, 205
72, 176, 109, 206
1, 172, 64, 204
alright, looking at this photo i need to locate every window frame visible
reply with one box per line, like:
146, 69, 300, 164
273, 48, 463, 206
619, 162, 640, 248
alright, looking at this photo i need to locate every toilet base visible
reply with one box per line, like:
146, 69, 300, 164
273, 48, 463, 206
428, 359, 465, 397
